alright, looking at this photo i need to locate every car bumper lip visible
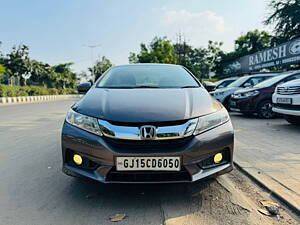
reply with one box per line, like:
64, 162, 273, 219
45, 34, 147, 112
63, 162, 233, 184
61, 121, 234, 183
230, 97, 256, 113
272, 107, 300, 116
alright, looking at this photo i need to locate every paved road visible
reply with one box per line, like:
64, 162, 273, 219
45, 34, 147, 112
231, 113, 300, 213
0, 101, 298, 225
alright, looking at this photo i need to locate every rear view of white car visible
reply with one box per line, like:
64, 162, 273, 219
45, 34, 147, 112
272, 78, 300, 125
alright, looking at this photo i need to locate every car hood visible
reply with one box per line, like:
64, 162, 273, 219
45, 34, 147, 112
73, 87, 221, 123
213, 86, 238, 93
234, 87, 260, 94
278, 78, 300, 87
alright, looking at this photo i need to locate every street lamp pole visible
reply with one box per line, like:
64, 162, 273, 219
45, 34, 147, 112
83, 44, 101, 65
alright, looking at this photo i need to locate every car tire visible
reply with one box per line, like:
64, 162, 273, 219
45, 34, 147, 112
257, 100, 275, 119
284, 115, 300, 125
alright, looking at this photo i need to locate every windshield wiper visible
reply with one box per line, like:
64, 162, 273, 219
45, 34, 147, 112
134, 86, 160, 88
181, 86, 199, 88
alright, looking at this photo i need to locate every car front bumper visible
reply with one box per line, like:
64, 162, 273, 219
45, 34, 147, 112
272, 93, 300, 116
229, 97, 257, 113
61, 121, 234, 183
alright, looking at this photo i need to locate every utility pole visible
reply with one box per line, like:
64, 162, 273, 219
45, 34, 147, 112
83, 44, 101, 65
83, 44, 101, 83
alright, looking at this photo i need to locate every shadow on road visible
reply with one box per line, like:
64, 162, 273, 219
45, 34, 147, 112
62, 177, 215, 219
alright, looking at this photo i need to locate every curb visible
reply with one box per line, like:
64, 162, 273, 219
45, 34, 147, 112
0, 95, 82, 105
233, 162, 300, 218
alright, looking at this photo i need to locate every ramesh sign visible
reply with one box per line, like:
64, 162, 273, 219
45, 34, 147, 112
223, 38, 300, 75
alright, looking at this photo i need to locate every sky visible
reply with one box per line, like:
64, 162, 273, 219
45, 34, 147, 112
0, 0, 271, 73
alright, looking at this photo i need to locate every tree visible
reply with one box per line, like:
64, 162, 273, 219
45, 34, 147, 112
29, 60, 55, 87
89, 56, 112, 81
213, 30, 273, 76
234, 30, 273, 56
52, 63, 78, 89
264, 0, 300, 43
129, 37, 177, 64
4, 45, 31, 85
174, 41, 210, 79
0, 64, 7, 83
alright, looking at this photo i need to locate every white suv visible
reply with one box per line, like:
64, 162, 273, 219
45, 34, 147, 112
272, 78, 300, 125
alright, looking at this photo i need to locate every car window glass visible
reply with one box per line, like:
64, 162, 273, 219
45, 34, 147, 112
220, 80, 232, 87
243, 77, 264, 87
96, 65, 199, 88
282, 74, 300, 83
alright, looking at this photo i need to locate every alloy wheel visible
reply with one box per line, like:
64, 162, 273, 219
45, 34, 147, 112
258, 102, 275, 119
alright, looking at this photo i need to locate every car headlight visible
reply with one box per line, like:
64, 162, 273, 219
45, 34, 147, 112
194, 107, 230, 135
214, 91, 224, 96
233, 90, 260, 99
66, 109, 102, 136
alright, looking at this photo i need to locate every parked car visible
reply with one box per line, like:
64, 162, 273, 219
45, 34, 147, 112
214, 77, 239, 89
272, 78, 300, 125
62, 64, 234, 183
210, 73, 278, 109
230, 71, 300, 118
203, 81, 216, 92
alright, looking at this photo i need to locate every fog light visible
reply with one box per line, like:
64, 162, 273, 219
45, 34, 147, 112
73, 154, 83, 165
214, 153, 223, 164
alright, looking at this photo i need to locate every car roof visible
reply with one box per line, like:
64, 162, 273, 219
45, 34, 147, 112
280, 70, 300, 75
247, 73, 279, 77
112, 63, 182, 69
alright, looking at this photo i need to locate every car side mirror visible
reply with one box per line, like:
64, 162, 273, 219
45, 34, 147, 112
244, 83, 252, 88
77, 82, 92, 94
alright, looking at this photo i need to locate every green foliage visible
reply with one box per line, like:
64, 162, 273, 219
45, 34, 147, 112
214, 30, 273, 75
3, 45, 31, 85
52, 63, 78, 89
89, 56, 113, 81
129, 37, 177, 64
0, 64, 7, 83
265, 0, 300, 43
130, 37, 223, 79
174, 41, 211, 78
0, 84, 77, 97
0, 44, 79, 89
234, 30, 273, 55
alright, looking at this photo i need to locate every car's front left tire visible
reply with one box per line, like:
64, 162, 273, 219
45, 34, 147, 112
257, 100, 275, 119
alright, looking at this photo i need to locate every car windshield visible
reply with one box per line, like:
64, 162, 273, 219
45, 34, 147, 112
215, 79, 236, 88
254, 74, 290, 88
96, 65, 200, 88
227, 76, 249, 87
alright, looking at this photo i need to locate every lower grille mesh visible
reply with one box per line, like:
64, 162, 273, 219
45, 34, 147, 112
106, 167, 191, 182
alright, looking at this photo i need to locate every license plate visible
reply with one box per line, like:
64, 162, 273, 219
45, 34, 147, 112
116, 157, 181, 171
277, 98, 292, 104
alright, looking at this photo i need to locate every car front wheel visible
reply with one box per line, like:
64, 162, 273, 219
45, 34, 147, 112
257, 100, 275, 119
284, 115, 300, 125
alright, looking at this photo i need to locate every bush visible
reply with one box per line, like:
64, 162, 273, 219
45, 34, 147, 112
0, 85, 77, 97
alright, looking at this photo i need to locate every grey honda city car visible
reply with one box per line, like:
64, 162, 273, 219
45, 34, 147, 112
62, 64, 234, 183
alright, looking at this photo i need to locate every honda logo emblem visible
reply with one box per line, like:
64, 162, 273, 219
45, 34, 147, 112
140, 125, 156, 140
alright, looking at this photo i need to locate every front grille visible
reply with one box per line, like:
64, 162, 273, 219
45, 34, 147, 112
277, 86, 300, 95
106, 167, 191, 182
273, 104, 300, 111
103, 136, 193, 153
